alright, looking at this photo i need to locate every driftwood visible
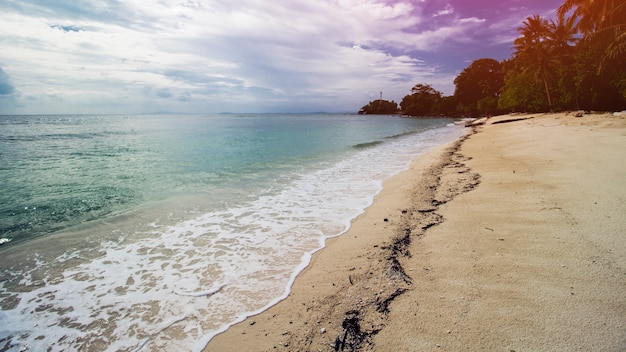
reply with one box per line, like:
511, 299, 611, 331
465, 117, 487, 127
491, 116, 534, 124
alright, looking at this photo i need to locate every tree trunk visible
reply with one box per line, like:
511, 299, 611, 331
542, 72, 553, 109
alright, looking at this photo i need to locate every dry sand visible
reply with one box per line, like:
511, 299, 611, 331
205, 112, 626, 351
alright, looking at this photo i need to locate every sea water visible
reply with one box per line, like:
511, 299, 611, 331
0, 114, 464, 351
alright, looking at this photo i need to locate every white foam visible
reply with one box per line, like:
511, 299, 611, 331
174, 284, 226, 297
0, 124, 464, 351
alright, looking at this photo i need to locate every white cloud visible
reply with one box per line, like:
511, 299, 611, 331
433, 4, 455, 17
0, 0, 490, 113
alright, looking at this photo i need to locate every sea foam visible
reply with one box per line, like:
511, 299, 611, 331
0, 123, 464, 352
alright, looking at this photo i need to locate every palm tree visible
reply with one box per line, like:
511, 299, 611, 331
513, 14, 581, 110
548, 14, 582, 108
547, 14, 579, 54
514, 15, 548, 51
513, 15, 556, 109
557, 0, 616, 35
558, 0, 626, 65
605, 26, 626, 61
600, 1, 626, 62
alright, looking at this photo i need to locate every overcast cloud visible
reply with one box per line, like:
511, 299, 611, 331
0, 0, 563, 114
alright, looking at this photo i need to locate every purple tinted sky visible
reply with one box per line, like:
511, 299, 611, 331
0, 0, 564, 114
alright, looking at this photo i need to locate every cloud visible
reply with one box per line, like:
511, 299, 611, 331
433, 4, 455, 17
0, 67, 16, 95
177, 92, 191, 102
50, 24, 83, 32
0, 0, 565, 113
156, 88, 173, 98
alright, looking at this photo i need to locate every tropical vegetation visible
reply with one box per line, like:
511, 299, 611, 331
359, 0, 625, 116
358, 99, 399, 115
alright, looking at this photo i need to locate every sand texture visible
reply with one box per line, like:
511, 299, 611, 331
205, 113, 626, 351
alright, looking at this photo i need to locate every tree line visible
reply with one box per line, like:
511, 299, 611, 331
359, 0, 625, 116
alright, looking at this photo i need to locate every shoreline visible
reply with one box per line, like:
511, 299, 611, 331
205, 112, 626, 351
0, 117, 462, 352
205, 124, 480, 350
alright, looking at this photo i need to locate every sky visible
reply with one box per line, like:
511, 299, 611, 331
0, 0, 565, 114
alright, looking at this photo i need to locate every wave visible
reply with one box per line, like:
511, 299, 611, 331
352, 140, 383, 149
384, 129, 422, 140
0, 118, 465, 352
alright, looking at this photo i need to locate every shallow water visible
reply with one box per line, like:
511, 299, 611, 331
0, 114, 463, 351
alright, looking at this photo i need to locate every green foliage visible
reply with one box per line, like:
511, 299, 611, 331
431, 96, 457, 116
400, 84, 442, 116
498, 71, 547, 112
454, 58, 505, 115
501, 0, 625, 112
358, 99, 399, 115
512, 15, 563, 109
558, 0, 626, 66
477, 97, 499, 114
359, 0, 626, 116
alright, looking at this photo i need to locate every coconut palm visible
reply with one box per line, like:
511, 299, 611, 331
558, 0, 626, 65
601, 1, 626, 62
513, 15, 556, 109
605, 27, 626, 61
558, 0, 609, 35
513, 13, 582, 110
547, 14, 579, 54
514, 15, 549, 51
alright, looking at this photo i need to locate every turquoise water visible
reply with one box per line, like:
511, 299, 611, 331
0, 114, 463, 351
1, 114, 450, 244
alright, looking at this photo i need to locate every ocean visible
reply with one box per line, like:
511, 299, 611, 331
0, 113, 464, 351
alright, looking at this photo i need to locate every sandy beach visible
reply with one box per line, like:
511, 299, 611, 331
205, 112, 626, 351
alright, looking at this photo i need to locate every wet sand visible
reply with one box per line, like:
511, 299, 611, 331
205, 112, 626, 351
